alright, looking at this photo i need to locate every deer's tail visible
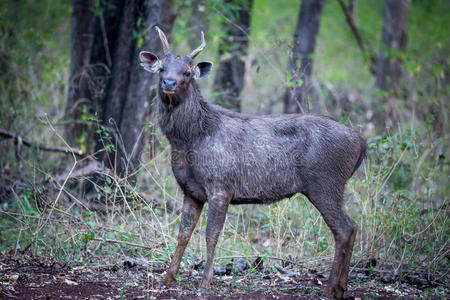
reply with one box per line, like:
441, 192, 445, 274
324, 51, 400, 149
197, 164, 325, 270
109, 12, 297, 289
351, 135, 367, 176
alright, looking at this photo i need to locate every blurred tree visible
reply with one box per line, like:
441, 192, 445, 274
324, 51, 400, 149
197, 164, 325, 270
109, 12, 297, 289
283, 0, 324, 114
375, 0, 411, 96
213, 0, 253, 112
65, 0, 97, 145
65, 0, 176, 178
187, 0, 208, 50
374, 0, 411, 125
119, 0, 176, 176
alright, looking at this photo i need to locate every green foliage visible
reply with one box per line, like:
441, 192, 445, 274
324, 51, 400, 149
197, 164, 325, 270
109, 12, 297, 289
0, 0, 70, 129
348, 127, 448, 272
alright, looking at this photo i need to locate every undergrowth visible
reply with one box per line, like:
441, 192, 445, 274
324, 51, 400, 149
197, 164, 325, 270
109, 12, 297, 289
1, 123, 448, 286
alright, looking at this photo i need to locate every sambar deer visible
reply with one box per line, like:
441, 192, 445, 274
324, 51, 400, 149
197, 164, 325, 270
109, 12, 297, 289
139, 27, 366, 299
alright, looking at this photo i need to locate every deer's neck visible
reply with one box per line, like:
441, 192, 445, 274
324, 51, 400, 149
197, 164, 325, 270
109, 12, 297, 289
159, 82, 219, 147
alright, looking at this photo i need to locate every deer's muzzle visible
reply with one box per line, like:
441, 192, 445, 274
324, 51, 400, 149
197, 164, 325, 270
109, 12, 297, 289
162, 78, 176, 92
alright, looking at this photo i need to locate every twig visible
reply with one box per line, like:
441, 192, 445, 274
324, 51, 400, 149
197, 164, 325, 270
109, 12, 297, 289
352, 267, 391, 273
214, 255, 296, 265
0, 210, 40, 219
92, 238, 163, 253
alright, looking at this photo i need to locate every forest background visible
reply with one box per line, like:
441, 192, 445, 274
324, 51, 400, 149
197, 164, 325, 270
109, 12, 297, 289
0, 0, 448, 298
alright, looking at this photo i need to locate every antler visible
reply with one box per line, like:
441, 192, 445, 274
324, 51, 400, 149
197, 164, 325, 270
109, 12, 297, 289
189, 31, 206, 59
155, 26, 170, 54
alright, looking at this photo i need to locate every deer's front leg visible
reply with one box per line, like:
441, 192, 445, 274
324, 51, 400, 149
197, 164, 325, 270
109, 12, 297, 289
161, 195, 204, 286
200, 192, 231, 290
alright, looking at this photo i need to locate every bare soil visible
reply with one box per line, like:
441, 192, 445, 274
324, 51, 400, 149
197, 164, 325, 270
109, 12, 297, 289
0, 255, 446, 299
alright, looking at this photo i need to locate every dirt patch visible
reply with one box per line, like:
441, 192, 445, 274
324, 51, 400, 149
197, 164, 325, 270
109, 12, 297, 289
0, 256, 446, 299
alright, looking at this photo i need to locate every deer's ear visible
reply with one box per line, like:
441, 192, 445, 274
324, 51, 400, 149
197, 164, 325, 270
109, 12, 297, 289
194, 61, 213, 79
139, 51, 161, 73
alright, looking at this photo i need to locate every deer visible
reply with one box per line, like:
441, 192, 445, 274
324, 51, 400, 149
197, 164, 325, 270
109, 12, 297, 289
139, 26, 366, 299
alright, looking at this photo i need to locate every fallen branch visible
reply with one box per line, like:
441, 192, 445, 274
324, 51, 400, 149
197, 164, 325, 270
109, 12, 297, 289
0, 128, 87, 158
54, 158, 105, 182
214, 255, 296, 265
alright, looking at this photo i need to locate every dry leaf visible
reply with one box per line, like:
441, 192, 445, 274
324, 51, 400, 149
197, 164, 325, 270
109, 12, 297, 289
65, 278, 78, 285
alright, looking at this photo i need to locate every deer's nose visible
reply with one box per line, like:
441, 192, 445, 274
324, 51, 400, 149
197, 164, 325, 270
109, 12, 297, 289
162, 78, 176, 91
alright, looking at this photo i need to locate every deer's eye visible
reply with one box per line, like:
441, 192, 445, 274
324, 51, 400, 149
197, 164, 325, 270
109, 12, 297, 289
184, 71, 191, 77
159, 67, 165, 73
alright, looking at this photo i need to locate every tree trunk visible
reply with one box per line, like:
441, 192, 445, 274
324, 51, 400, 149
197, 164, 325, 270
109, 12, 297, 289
187, 0, 208, 50
101, 0, 136, 130
119, 0, 176, 178
375, 0, 411, 96
373, 0, 411, 126
66, 0, 124, 149
213, 0, 253, 112
66, 0, 176, 179
65, 0, 97, 144
283, 0, 324, 114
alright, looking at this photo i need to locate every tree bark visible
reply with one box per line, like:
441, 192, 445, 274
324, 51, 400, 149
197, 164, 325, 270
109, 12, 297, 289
213, 0, 253, 112
375, 0, 411, 97
373, 0, 411, 126
102, 0, 136, 130
119, 0, 176, 177
65, 0, 97, 144
283, 0, 324, 114
66, 0, 124, 149
98, 0, 137, 172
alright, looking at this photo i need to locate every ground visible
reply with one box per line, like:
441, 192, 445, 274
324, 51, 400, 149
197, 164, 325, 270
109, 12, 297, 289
1, 254, 446, 300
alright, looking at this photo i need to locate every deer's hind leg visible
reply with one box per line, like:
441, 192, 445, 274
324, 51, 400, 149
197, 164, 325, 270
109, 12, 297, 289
162, 195, 204, 286
304, 185, 357, 299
